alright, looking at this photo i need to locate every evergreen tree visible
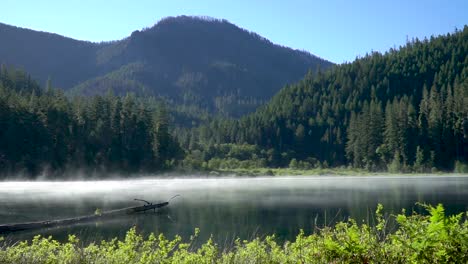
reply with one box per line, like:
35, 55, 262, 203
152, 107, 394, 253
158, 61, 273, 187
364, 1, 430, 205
413, 146, 425, 173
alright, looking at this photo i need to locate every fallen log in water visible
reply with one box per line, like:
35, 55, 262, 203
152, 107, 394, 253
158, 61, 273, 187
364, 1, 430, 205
0, 198, 174, 234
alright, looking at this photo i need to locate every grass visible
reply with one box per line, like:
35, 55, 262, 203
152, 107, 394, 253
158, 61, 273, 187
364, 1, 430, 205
206, 167, 463, 177
1, 204, 467, 263
212, 167, 370, 176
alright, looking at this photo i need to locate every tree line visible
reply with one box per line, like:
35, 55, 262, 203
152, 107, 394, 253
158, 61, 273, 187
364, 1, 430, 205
0, 66, 182, 178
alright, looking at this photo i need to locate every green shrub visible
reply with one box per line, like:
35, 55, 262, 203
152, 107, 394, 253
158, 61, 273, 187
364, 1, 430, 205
454, 161, 468, 173
1, 204, 466, 263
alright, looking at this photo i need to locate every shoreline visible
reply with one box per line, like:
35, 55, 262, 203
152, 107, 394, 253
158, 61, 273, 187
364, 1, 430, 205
0, 169, 467, 182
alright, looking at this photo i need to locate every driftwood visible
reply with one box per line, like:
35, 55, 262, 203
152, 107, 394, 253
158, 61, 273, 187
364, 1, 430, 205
0, 197, 178, 234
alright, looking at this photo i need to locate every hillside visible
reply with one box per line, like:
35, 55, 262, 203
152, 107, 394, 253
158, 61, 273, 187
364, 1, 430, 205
190, 26, 468, 171
0, 22, 102, 88
0, 16, 332, 116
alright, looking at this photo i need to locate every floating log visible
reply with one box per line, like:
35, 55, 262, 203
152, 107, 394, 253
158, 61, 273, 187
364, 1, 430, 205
0, 199, 172, 234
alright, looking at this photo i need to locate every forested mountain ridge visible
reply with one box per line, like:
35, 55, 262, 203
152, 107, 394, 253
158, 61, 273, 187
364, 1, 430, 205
190, 26, 468, 171
0, 22, 102, 89
0, 16, 332, 116
1, 22, 466, 176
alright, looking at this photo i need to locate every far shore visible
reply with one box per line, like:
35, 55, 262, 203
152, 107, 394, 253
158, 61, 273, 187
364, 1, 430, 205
1, 167, 467, 182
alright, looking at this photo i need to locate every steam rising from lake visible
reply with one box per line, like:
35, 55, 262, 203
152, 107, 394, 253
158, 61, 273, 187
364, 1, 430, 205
1, 175, 467, 243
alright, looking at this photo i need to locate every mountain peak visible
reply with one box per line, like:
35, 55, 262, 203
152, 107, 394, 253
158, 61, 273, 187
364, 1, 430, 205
0, 17, 333, 116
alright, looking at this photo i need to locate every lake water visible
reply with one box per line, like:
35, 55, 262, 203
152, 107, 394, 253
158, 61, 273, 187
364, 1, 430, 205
0, 175, 467, 245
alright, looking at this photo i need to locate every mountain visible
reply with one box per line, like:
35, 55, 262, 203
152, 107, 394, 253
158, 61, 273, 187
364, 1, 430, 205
192, 26, 467, 171
0, 16, 332, 116
1, 23, 466, 176
0, 22, 101, 89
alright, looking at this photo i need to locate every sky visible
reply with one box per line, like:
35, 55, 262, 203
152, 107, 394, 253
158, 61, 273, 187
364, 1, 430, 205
1, 0, 467, 63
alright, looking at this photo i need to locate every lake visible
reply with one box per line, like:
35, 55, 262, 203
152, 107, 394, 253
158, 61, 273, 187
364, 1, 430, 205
0, 175, 467, 245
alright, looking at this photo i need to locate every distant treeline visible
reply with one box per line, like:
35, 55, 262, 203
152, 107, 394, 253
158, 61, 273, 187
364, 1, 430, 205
0, 67, 182, 177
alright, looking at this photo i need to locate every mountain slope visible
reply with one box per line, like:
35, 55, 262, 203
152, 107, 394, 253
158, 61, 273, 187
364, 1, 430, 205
0, 22, 104, 88
0, 16, 333, 116
194, 26, 467, 170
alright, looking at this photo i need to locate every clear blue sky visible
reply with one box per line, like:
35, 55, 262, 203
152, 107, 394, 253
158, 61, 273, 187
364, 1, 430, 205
1, 0, 467, 63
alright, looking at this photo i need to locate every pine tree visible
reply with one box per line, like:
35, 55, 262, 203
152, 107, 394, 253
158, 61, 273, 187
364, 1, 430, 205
413, 146, 425, 172
154, 103, 170, 167
388, 151, 402, 173
366, 99, 384, 168
428, 83, 443, 167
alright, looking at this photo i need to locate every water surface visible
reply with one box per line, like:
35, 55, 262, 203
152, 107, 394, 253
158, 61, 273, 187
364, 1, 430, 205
0, 175, 467, 244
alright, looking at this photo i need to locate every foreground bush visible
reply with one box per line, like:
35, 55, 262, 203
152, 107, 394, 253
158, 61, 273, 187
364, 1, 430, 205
1, 204, 467, 263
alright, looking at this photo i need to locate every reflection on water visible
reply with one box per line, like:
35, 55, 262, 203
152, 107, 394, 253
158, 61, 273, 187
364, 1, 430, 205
0, 175, 467, 244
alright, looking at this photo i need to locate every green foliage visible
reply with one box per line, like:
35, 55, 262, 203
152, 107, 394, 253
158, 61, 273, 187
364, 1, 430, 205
387, 151, 403, 173
1, 205, 466, 263
389, 204, 468, 263
454, 161, 468, 173
413, 145, 425, 172
289, 158, 298, 169
289, 158, 314, 170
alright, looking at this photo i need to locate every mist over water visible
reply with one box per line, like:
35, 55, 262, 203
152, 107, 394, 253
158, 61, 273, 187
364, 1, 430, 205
1, 175, 467, 244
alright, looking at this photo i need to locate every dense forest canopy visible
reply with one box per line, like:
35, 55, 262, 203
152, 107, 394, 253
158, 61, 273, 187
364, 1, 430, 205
184, 26, 468, 172
0, 67, 182, 177
0, 24, 466, 178
0, 16, 332, 117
